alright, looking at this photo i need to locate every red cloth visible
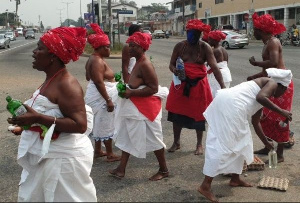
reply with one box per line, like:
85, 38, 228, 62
29, 126, 60, 141
186, 19, 211, 32
252, 13, 286, 35
166, 63, 213, 121
260, 81, 294, 143
40, 27, 86, 64
202, 31, 209, 42
87, 23, 110, 49
126, 32, 152, 51
130, 96, 162, 122
208, 30, 226, 42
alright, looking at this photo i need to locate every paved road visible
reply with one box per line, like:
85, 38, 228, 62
0, 35, 299, 202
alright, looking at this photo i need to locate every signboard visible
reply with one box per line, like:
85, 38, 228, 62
84, 13, 93, 25
175, 8, 180, 13
118, 10, 133, 14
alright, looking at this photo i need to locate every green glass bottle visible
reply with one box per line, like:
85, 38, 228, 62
6, 95, 30, 130
114, 71, 122, 82
116, 81, 126, 98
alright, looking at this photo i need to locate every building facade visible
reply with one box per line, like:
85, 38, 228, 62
196, 0, 300, 33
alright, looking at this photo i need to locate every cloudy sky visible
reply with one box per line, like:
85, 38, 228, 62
1, 0, 171, 28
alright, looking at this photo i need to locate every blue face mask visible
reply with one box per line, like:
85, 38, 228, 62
187, 30, 201, 45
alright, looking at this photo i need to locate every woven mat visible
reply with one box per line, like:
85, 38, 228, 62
258, 176, 289, 191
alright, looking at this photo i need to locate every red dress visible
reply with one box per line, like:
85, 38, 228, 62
166, 62, 213, 122
260, 81, 294, 143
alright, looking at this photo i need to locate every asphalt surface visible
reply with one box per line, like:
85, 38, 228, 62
0, 34, 299, 202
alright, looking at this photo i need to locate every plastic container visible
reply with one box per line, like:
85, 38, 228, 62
176, 57, 186, 81
268, 150, 278, 169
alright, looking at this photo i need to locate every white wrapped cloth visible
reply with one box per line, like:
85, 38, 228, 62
203, 81, 262, 177
113, 86, 169, 158
266, 68, 292, 87
207, 61, 232, 98
18, 89, 96, 202
128, 57, 136, 74
85, 80, 118, 141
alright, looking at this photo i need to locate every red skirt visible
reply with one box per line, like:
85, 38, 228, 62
260, 81, 294, 143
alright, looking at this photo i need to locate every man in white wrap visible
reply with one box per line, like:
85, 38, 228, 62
7, 27, 97, 202
85, 23, 121, 162
198, 68, 292, 202
207, 30, 232, 98
109, 32, 169, 181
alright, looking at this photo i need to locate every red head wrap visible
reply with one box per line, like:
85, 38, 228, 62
252, 13, 286, 35
126, 32, 152, 51
186, 19, 211, 32
208, 30, 226, 42
40, 27, 86, 64
87, 23, 110, 49
202, 32, 209, 42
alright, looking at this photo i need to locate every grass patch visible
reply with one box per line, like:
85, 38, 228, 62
84, 43, 123, 55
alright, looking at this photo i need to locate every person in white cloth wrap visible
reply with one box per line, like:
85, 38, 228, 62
207, 30, 232, 98
109, 32, 170, 181
7, 27, 97, 202
84, 23, 121, 162
198, 68, 292, 202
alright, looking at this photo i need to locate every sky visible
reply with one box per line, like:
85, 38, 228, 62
1, 0, 172, 28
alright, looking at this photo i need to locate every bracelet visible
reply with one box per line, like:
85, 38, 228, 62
53, 117, 56, 124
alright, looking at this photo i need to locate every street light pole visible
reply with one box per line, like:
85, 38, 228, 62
6, 9, 9, 29
62, 1, 74, 26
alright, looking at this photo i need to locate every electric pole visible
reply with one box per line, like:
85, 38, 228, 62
57, 8, 64, 26
62, 1, 74, 26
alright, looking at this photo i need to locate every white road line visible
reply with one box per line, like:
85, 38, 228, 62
0, 40, 38, 55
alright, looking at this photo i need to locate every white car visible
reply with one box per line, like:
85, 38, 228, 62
221, 30, 249, 49
5, 32, 16, 41
0, 34, 10, 49
153, 30, 165, 39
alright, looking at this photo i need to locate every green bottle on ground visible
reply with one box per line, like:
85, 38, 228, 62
6, 95, 30, 130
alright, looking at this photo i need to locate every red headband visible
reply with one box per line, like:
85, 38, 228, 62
252, 13, 286, 35
186, 19, 211, 32
41, 27, 86, 64
87, 23, 110, 49
208, 30, 226, 42
126, 32, 152, 51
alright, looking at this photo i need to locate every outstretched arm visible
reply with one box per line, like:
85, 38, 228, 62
251, 109, 274, 150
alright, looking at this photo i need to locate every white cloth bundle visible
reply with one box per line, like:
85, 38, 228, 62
266, 68, 292, 87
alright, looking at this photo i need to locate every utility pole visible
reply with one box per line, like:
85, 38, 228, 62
108, 0, 113, 48
57, 8, 64, 26
98, 0, 102, 27
80, 0, 82, 26
182, 0, 185, 36
62, 1, 74, 26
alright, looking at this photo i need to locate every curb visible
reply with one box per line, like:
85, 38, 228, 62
81, 53, 122, 59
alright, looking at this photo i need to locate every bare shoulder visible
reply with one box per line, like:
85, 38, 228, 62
268, 37, 281, 49
58, 72, 83, 97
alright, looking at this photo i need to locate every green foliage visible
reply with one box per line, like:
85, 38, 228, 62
150, 3, 169, 12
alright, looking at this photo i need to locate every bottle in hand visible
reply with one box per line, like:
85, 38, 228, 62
6, 95, 30, 130
176, 57, 186, 81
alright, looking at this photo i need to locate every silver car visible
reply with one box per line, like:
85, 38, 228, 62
5, 32, 16, 41
221, 30, 249, 49
0, 34, 10, 49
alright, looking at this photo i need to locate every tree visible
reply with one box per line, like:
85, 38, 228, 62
150, 3, 169, 13
77, 17, 84, 27
62, 19, 77, 27
128, 1, 137, 7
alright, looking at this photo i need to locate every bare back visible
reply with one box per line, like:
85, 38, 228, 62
213, 46, 228, 63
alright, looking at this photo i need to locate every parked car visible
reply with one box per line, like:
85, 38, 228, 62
0, 34, 10, 49
221, 30, 249, 49
5, 32, 16, 41
143, 30, 152, 40
25, 31, 35, 39
153, 30, 165, 39
16, 27, 23, 36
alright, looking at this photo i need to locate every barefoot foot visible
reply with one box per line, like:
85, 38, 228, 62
94, 151, 107, 159
229, 179, 252, 187
106, 154, 121, 162
198, 186, 219, 202
108, 169, 125, 179
149, 170, 169, 181
194, 145, 204, 155
167, 143, 180, 153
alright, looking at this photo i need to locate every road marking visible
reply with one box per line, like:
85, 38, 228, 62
0, 40, 38, 55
